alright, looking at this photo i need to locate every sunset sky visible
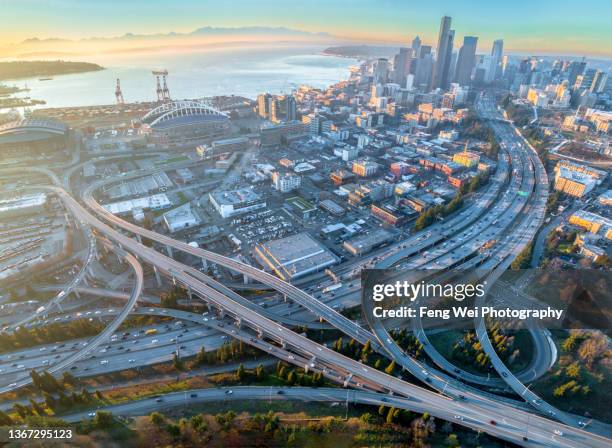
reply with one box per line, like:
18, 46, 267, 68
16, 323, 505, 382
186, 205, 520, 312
2, 0, 611, 57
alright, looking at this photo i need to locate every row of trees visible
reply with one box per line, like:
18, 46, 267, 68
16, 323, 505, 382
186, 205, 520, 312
0, 320, 103, 352
451, 326, 520, 373
192, 340, 259, 368
275, 361, 325, 387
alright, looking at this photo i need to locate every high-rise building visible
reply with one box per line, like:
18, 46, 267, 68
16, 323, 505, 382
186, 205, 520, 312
269, 94, 297, 123
419, 45, 432, 58
411, 36, 422, 59
567, 60, 586, 86
454, 36, 478, 85
431, 16, 455, 90
285, 95, 297, 121
576, 68, 596, 90
590, 70, 608, 94
486, 39, 504, 82
393, 47, 413, 87
257, 93, 273, 119
373, 58, 389, 84
414, 48, 434, 91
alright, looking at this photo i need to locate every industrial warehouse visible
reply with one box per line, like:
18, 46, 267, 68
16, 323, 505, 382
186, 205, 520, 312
255, 232, 339, 280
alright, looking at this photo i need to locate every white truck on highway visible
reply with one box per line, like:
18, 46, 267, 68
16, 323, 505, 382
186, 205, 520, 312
322, 283, 342, 294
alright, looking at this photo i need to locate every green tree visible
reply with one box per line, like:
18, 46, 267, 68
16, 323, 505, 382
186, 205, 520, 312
190, 414, 207, 432
13, 403, 28, 419
196, 346, 207, 365
255, 363, 266, 381
385, 360, 396, 375
43, 391, 55, 410
81, 389, 93, 402
62, 371, 77, 386
29, 399, 45, 416
0, 409, 13, 425
565, 361, 581, 379
172, 353, 184, 371
236, 363, 246, 381
446, 433, 460, 447
150, 412, 166, 427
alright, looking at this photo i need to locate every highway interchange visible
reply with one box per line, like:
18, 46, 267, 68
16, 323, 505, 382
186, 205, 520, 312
0, 94, 610, 447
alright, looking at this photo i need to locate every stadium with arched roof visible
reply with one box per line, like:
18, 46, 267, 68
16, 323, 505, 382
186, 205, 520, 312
0, 118, 68, 159
141, 100, 230, 143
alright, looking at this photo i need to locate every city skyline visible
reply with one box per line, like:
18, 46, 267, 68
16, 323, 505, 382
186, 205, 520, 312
1, 0, 612, 58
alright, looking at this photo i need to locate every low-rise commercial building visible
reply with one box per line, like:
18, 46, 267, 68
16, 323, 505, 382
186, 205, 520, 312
255, 232, 338, 280
371, 203, 413, 226
284, 196, 316, 220
272, 171, 301, 193
352, 159, 378, 177
209, 188, 266, 218
163, 203, 200, 233
453, 149, 480, 168
330, 169, 355, 186
569, 210, 612, 239
319, 199, 345, 216
103, 194, 171, 215
554, 167, 597, 197
343, 229, 395, 255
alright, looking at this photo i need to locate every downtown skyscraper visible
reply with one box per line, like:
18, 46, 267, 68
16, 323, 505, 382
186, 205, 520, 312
454, 36, 478, 85
430, 15, 455, 90
487, 39, 504, 82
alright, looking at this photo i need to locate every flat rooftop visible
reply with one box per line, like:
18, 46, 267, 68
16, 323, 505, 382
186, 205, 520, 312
210, 188, 262, 206
0, 193, 46, 214
103, 193, 171, 215
256, 232, 338, 280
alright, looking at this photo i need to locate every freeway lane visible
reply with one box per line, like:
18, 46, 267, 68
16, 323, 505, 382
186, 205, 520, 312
45, 187, 611, 446
58, 386, 601, 448
77, 140, 599, 429
0, 249, 143, 394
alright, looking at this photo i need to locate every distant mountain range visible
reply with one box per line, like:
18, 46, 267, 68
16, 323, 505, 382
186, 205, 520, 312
20, 26, 334, 45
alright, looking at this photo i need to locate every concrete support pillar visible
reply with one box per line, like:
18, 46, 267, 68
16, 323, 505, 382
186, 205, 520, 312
243, 273, 249, 285
153, 266, 162, 287
74, 289, 81, 299
136, 234, 142, 244
166, 245, 173, 258
218, 308, 225, 319
343, 374, 353, 388
202, 258, 208, 270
